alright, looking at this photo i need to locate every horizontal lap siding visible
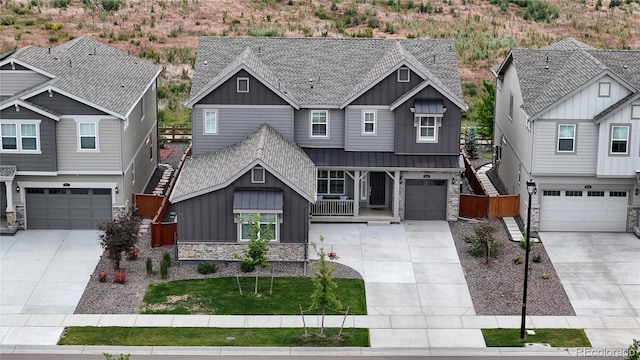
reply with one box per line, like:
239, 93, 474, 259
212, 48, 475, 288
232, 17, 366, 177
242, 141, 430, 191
0, 107, 57, 172
345, 107, 394, 152
0, 71, 49, 96
56, 118, 122, 171
294, 109, 344, 148
533, 120, 597, 175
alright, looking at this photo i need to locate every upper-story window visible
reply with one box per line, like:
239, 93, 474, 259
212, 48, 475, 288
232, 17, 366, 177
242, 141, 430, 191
0, 121, 40, 152
362, 110, 376, 135
598, 82, 611, 97
310, 110, 328, 138
632, 105, 640, 119
610, 125, 629, 155
557, 124, 576, 153
251, 166, 265, 184
397, 67, 410, 83
508, 92, 514, 121
140, 92, 146, 122
78, 121, 99, 151
204, 110, 218, 135
416, 116, 438, 142
237, 77, 249, 93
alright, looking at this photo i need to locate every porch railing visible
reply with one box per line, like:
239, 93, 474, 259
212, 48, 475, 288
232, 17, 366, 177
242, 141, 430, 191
311, 199, 354, 216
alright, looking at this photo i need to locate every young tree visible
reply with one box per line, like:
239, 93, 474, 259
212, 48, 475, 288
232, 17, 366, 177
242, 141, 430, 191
466, 222, 502, 264
233, 214, 272, 272
465, 126, 480, 159
310, 236, 342, 336
97, 216, 140, 270
475, 80, 495, 140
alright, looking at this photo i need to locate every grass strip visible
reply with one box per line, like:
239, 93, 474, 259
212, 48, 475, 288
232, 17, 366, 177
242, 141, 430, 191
58, 327, 369, 347
141, 277, 366, 315
482, 328, 591, 347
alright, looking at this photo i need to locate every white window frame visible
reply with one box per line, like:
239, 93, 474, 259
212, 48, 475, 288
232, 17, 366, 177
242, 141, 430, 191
0, 120, 41, 153
416, 115, 439, 143
203, 109, 218, 135
397, 67, 410, 83
610, 125, 629, 155
317, 170, 345, 195
140, 92, 146, 122
362, 110, 376, 135
310, 110, 329, 138
598, 82, 611, 97
147, 134, 153, 161
632, 105, 640, 119
557, 124, 576, 153
236, 212, 279, 242
131, 163, 135, 185
237, 77, 249, 93
251, 166, 265, 184
360, 177, 368, 200
508, 92, 514, 121
76, 120, 100, 152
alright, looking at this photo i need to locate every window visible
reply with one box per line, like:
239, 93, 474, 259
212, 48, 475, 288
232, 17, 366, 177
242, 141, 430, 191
237, 77, 249, 93
76, 121, 99, 151
362, 111, 376, 135
0, 121, 40, 152
318, 170, 345, 195
238, 213, 278, 242
397, 67, 410, 82
543, 190, 561, 196
251, 166, 265, 183
417, 116, 437, 142
131, 165, 135, 185
517, 164, 521, 184
611, 125, 629, 154
565, 191, 583, 197
310, 110, 328, 138
598, 82, 610, 97
204, 110, 217, 134
147, 134, 153, 161
632, 105, 640, 119
360, 177, 367, 200
140, 92, 146, 122
508, 92, 514, 121
587, 191, 605, 197
557, 124, 576, 152
610, 191, 627, 197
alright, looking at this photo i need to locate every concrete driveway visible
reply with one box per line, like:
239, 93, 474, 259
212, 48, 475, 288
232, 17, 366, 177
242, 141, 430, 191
540, 232, 640, 317
0, 230, 103, 314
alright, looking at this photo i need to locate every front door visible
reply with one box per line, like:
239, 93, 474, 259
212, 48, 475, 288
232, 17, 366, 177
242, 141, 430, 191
369, 172, 386, 206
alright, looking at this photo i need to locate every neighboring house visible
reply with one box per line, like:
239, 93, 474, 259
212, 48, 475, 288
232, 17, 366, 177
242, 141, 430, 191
492, 37, 640, 232
170, 37, 467, 261
0, 36, 161, 232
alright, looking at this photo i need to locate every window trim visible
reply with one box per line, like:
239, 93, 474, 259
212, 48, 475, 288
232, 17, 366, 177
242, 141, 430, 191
598, 82, 611, 97
203, 109, 218, 135
508, 92, 514, 121
0, 120, 41, 153
310, 110, 329, 138
360, 176, 368, 201
632, 105, 640, 119
251, 166, 265, 184
362, 110, 376, 135
397, 67, 410, 83
236, 212, 280, 242
557, 123, 576, 154
317, 169, 345, 196
131, 163, 135, 185
610, 124, 630, 156
147, 134, 153, 161
140, 92, 146, 122
76, 120, 100, 152
416, 115, 439, 143
237, 77, 249, 93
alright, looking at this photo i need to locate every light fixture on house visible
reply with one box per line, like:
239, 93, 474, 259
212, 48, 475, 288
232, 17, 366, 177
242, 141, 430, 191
584, 185, 592, 189
16, 186, 20, 192
115, 187, 119, 194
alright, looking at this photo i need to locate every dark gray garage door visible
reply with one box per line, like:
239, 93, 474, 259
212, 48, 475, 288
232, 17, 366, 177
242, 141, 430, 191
26, 188, 112, 229
405, 179, 447, 220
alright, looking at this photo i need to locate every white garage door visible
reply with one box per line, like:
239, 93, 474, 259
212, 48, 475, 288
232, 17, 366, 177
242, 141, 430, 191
540, 189, 628, 232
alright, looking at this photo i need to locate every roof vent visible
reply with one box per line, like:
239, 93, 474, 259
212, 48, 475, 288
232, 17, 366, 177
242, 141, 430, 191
120, 83, 125, 88
544, 55, 549, 69
309, 78, 314, 89
203, 60, 208, 66
433, 54, 436, 63
69, 59, 72, 67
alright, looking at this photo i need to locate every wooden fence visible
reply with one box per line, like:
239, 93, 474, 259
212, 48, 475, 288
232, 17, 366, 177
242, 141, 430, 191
133, 194, 164, 216
159, 126, 191, 142
459, 150, 520, 219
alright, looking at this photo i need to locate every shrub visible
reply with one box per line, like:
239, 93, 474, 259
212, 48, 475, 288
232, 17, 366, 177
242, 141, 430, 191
98, 216, 140, 270
197, 261, 217, 274
162, 251, 171, 267
519, 238, 534, 251
462, 234, 475, 244
626, 338, 639, 360
145, 257, 153, 276
1, 17, 16, 26
51, 0, 70, 8
513, 256, 522, 265
532, 254, 541, 263
465, 222, 502, 263
384, 22, 394, 34
97, 271, 108, 282
113, 271, 126, 284
126, 246, 139, 260
541, 272, 549, 279
102, 0, 124, 11
160, 258, 169, 279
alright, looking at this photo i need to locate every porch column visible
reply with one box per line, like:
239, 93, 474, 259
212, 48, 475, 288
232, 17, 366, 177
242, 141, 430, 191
4, 180, 15, 226
353, 170, 360, 217
393, 171, 400, 219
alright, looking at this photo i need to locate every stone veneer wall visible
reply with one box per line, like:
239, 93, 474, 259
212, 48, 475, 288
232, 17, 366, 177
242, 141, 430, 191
15, 204, 25, 230
627, 207, 638, 232
178, 242, 306, 262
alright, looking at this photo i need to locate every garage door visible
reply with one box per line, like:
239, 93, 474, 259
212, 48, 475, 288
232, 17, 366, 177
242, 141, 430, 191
404, 179, 447, 220
540, 189, 628, 232
26, 188, 112, 229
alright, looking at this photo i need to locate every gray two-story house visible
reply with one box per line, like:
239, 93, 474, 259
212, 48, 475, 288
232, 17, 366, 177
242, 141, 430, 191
170, 37, 467, 261
0, 37, 161, 231
492, 38, 640, 232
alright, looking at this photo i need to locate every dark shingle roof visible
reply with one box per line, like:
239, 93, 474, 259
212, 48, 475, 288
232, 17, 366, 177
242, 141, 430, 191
170, 124, 316, 203
190, 37, 464, 107
304, 148, 462, 170
4, 37, 161, 118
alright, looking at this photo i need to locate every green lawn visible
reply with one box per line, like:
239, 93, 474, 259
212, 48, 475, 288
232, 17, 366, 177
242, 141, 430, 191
482, 328, 591, 347
141, 277, 367, 315
58, 327, 369, 347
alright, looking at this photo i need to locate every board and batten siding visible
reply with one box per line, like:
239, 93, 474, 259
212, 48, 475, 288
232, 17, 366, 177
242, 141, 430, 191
293, 109, 345, 148
191, 106, 294, 155
198, 70, 290, 106
597, 101, 640, 176
350, 68, 422, 105
176, 170, 309, 243
26, 92, 108, 115
0, 107, 57, 172
0, 70, 49, 96
56, 117, 122, 172
532, 120, 598, 176
538, 75, 631, 120
344, 106, 394, 152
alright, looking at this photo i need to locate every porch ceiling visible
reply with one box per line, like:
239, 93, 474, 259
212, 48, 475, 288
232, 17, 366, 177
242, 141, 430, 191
303, 148, 462, 171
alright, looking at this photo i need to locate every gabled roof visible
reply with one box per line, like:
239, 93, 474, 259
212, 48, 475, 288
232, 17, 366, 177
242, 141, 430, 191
495, 38, 640, 120
189, 37, 465, 108
0, 37, 161, 119
170, 124, 316, 203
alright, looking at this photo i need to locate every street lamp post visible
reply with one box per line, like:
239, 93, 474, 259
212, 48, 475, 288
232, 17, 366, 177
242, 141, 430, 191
520, 179, 537, 339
